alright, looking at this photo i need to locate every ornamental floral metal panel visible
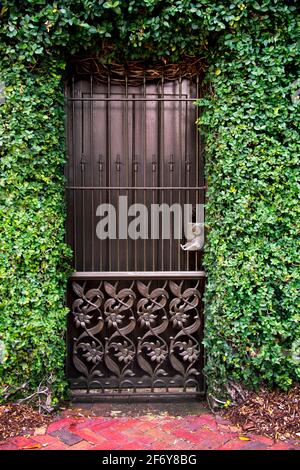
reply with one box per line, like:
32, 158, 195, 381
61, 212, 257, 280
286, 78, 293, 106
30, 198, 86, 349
67, 277, 205, 398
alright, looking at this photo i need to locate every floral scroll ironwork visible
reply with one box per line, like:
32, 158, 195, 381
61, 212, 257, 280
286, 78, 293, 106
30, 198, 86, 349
68, 279, 204, 395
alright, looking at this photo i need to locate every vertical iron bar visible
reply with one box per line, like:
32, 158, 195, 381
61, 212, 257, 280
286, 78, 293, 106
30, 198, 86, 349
185, 85, 189, 271
99, 154, 103, 271
125, 75, 129, 271
169, 153, 173, 271
132, 94, 137, 271
161, 75, 164, 271
81, 82, 86, 271
195, 75, 199, 270
90, 75, 94, 270
117, 154, 120, 271
178, 76, 182, 270
81, 154, 85, 271
72, 76, 77, 270
107, 74, 111, 271
152, 154, 156, 272
143, 75, 147, 271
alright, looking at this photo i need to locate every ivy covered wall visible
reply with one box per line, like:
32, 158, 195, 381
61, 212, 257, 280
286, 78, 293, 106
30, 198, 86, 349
200, 14, 300, 396
0, 1, 299, 403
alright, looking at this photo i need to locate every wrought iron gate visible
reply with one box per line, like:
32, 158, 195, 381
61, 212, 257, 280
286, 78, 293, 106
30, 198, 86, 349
66, 65, 206, 399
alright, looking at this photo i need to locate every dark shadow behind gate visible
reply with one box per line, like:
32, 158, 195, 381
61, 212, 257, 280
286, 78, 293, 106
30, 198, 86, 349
65, 66, 206, 400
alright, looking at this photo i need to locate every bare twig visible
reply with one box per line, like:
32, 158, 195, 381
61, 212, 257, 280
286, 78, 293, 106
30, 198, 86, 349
14, 375, 55, 413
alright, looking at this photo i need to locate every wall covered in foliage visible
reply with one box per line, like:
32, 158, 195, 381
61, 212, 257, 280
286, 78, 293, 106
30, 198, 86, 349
0, 1, 299, 403
200, 9, 300, 396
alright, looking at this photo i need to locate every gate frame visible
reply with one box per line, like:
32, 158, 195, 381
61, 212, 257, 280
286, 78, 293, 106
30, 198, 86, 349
65, 66, 206, 401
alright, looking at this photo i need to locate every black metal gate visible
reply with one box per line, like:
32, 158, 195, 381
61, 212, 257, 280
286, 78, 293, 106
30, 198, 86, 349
66, 64, 205, 399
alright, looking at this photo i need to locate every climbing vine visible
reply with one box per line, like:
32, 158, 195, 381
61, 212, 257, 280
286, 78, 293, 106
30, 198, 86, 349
0, 1, 299, 403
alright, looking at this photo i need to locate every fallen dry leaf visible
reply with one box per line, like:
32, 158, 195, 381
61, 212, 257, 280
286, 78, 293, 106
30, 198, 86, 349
0, 404, 51, 441
223, 385, 300, 441
22, 443, 43, 449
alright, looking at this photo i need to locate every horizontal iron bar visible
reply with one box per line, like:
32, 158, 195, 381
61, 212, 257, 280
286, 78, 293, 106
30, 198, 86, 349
67, 97, 198, 102
70, 391, 205, 402
70, 271, 206, 280
66, 186, 206, 190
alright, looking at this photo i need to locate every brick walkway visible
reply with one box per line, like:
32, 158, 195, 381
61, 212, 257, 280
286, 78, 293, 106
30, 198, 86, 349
1, 404, 299, 451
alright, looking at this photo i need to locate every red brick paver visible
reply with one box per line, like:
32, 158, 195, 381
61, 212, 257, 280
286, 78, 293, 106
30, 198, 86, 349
0, 411, 299, 451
